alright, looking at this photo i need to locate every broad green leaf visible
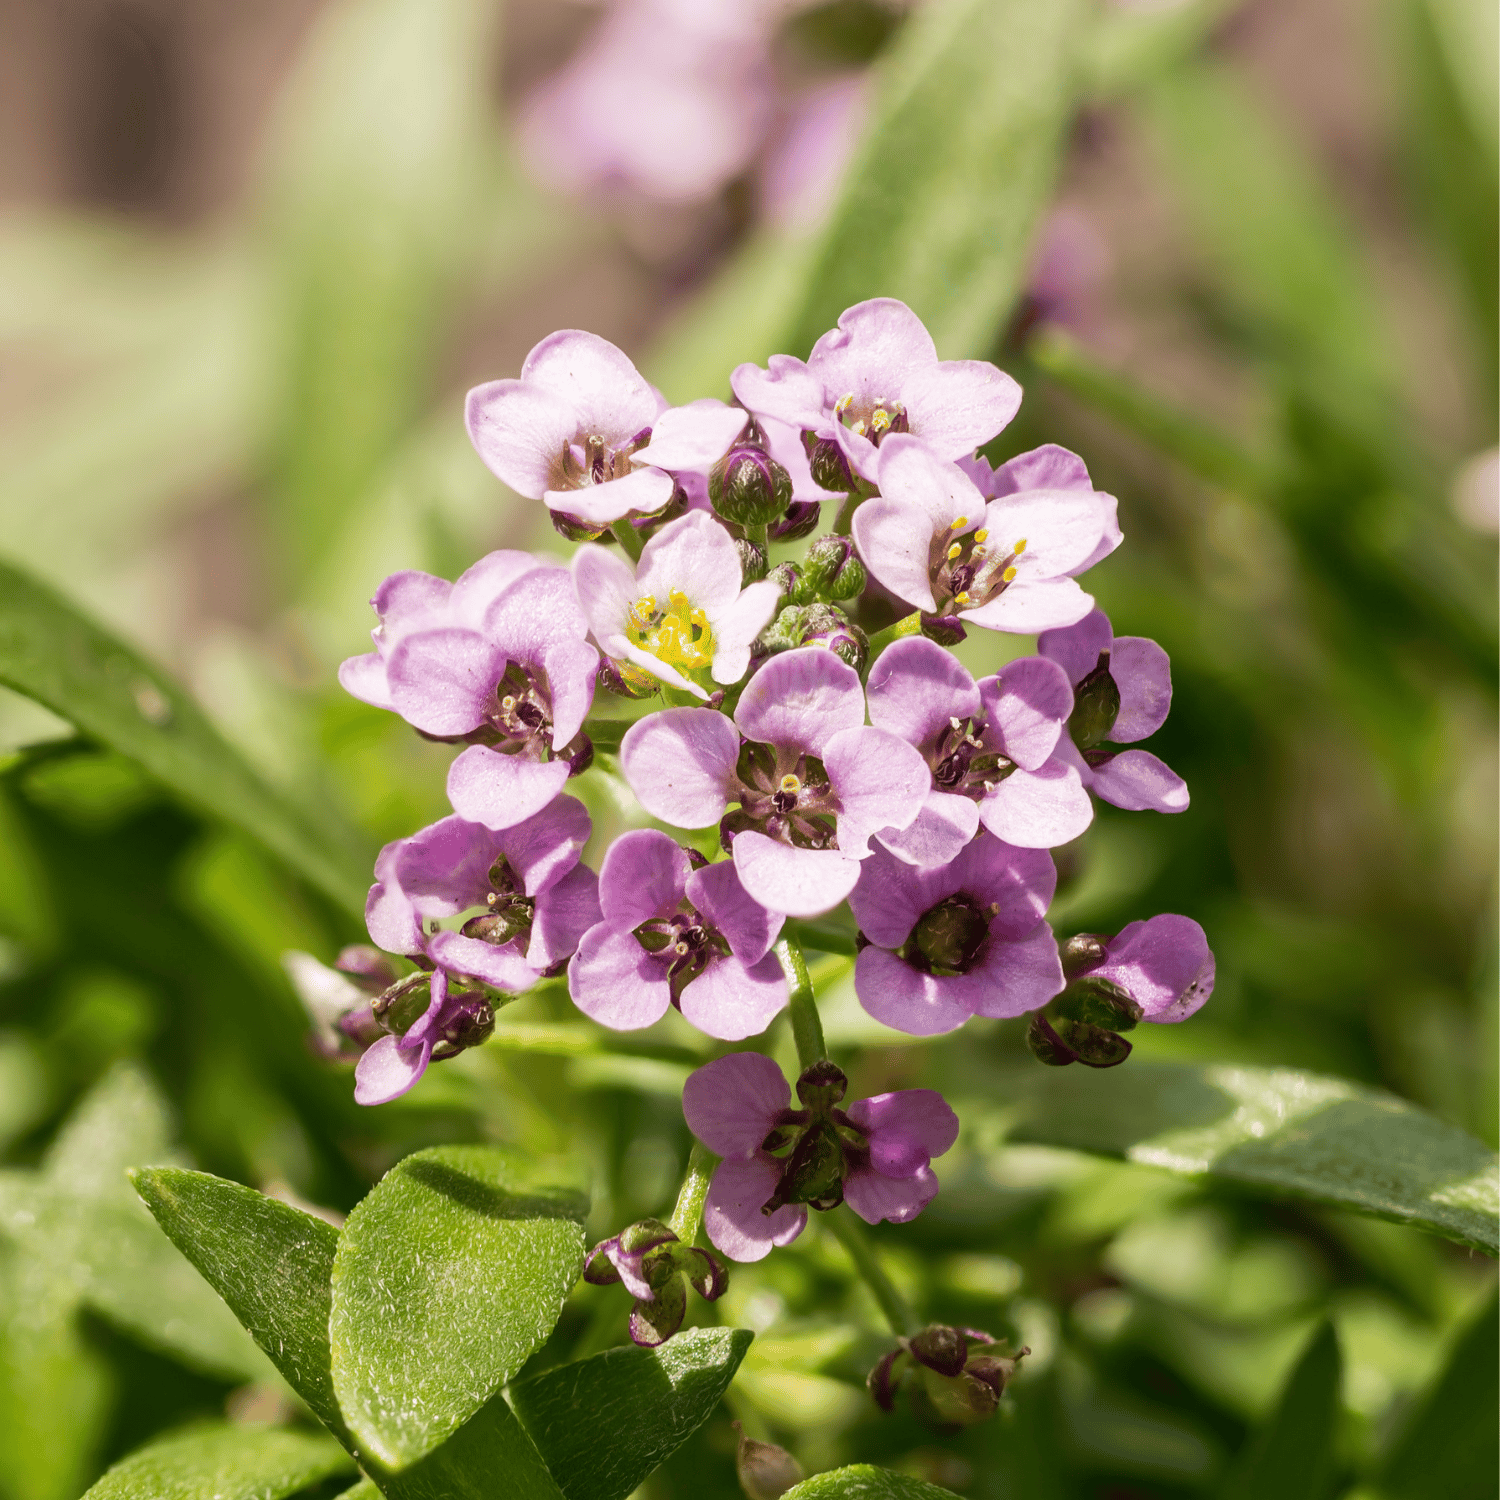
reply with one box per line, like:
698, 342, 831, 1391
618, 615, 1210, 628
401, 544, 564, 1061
785, 0, 1087, 359
329, 1145, 588, 1470
80, 1424, 353, 1500
337, 1486, 382, 1500
1010, 1063, 1499, 1254
784, 1467, 962, 1499
1377, 1289, 1498, 1500
130, 1167, 349, 1444
1222, 1321, 1340, 1500
508, 1327, 754, 1500
0, 558, 371, 916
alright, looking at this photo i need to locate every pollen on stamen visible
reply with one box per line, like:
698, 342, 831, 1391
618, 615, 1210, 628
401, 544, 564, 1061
1002, 566, 1018, 582
973, 528, 989, 544
674, 940, 689, 955
851, 420, 867, 437
632, 596, 657, 624
953, 590, 971, 605
946, 542, 962, 561
951, 515, 969, 531
949, 717, 963, 730
1014, 538, 1027, 553
501, 695, 516, 710
780, 773, 802, 795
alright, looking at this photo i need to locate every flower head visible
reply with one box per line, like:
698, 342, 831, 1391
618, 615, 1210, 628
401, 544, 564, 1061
1038, 609, 1188, 814
582, 1216, 728, 1347
569, 829, 787, 1040
850, 835, 1063, 1035
853, 437, 1118, 633
731, 298, 1022, 486
683, 1052, 958, 1262
869, 1325, 1026, 1431
573, 511, 780, 697
619, 648, 930, 915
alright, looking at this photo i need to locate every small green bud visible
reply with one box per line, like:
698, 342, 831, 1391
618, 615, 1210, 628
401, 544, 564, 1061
1059, 932, 1108, 977
733, 1423, 804, 1500
805, 435, 854, 494
1052, 975, 1142, 1032
549, 508, 612, 544
910, 895, 989, 975
796, 535, 866, 602
1068, 651, 1121, 749
710, 447, 793, 527
1026, 1010, 1133, 1069
372, 973, 434, 1036
736, 535, 769, 585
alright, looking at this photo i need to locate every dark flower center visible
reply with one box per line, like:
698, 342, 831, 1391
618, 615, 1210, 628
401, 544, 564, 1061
464, 658, 591, 775
927, 715, 1015, 802
554, 426, 653, 491
903, 894, 991, 976
719, 739, 840, 853
929, 519, 1027, 615
459, 856, 535, 948
758, 1061, 869, 1215
633, 902, 732, 1000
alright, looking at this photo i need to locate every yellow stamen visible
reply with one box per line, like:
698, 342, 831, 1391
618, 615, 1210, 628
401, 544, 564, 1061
1014, 538, 1027, 554
952, 515, 968, 531
851, 420, 867, 437
631, 595, 656, 624
946, 542, 962, 561
953, 590, 971, 605
1002, 566, 1017, 582
973, 528, 989, 544
870, 408, 891, 435
780, 773, 802, 794
500, 695, 516, 711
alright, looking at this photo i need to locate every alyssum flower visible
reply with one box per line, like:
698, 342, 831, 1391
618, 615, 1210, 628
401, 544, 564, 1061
868, 1324, 1027, 1431
619, 647, 931, 915
353, 966, 500, 1106
582, 1216, 728, 1347
683, 1052, 959, 1261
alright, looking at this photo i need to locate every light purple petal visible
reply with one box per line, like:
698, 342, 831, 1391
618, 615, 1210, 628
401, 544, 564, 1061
805, 299, 936, 409
679, 951, 788, 1041
546, 464, 676, 524
1089, 750, 1189, 813
598, 829, 692, 926
901, 359, 1022, 459
980, 492, 1114, 581
466, 378, 578, 498
980, 656, 1073, 771
990, 443, 1093, 496
377, 816, 495, 919
568, 923, 672, 1030
844, 1162, 938, 1225
365, 866, 423, 956
1037, 608, 1113, 688
865, 635, 979, 751
731, 833, 861, 918
572, 542, 640, 645
528, 863, 602, 969
338, 653, 394, 712
619, 708, 739, 827
958, 578, 1094, 634
874, 435, 983, 531
386, 629, 506, 737
702, 1155, 807, 1262
852, 945, 974, 1036
498, 795, 592, 896
445, 747, 573, 832
687, 859, 783, 964
633, 398, 747, 471
941, 921, 1064, 1019
682, 1051, 791, 1156
729, 354, 826, 430
603, 1240, 657, 1303
448, 551, 546, 625
876, 793, 980, 869
354, 1034, 431, 1106
1108, 636, 1172, 743
374, 568, 453, 625
521, 329, 662, 440
824, 725, 931, 854
845, 1089, 959, 1176
850, 497, 941, 612
709, 578, 781, 686
543, 638, 600, 748
480, 566, 589, 661
1092, 914, 1215, 1022
977, 761, 1093, 850
637, 510, 745, 615
847, 842, 946, 950
948, 834, 1057, 940
1066, 492, 1123, 577
428, 930, 538, 992
733, 647, 865, 756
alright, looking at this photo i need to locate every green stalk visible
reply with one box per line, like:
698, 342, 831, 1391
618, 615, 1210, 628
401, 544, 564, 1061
863, 610, 922, 667
667, 1141, 719, 1244
825, 1208, 918, 1337
775, 937, 826, 1067
610, 519, 646, 562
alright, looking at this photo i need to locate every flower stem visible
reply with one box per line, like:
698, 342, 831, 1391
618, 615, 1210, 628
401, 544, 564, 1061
667, 1141, 719, 1244
825, 1208, 918, 1337
864, 610, 922, 665
610, 519, 646, 563
775, 938, 826, 1067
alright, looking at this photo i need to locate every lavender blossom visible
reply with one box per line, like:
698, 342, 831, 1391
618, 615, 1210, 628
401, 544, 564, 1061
353, 967, 498, 1106
854, 436, 1119, 632
731, 298, 1022, 486
619, 647, 930, 916
582, 1217, 728, 1347
683, 1053, 958, 1262
338, 553, 598, 831
850, 835, 1063, 1035
568, 829, 787, 1040
1038, 609, 1188, 814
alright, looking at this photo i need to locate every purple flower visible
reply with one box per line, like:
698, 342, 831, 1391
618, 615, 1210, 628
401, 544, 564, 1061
618, 648, 931, 916
572, 511, 781, 697
850, 835, 1063, 1036
569, 829, 787, 1040
338, 553, 599, 831
364, 795, 600, 994
466, 332, 747, 527
683, 1053, 959, 1262
1068, 916, 1215, 1024
730, 298, 1022, 486
853, 436, 1119, 633
1038, 609, 1188, 814
353, 967, 499, 1106
582, 1216, 728, 1347
866, 635, 1093, 859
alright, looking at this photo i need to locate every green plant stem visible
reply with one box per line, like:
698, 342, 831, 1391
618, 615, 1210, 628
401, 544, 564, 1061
826, 1208, 917, 1337
775, 938, 826, 1067
610, 519, 646, 562
667, 1142, 719, 1244
864, 611, 922, 665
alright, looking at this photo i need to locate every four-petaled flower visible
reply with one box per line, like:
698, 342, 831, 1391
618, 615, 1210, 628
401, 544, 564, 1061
569, 829, 788, 1040
353, 967, 498, 1106
683, 1052, 959, 1262
582, 1216, 729, 1348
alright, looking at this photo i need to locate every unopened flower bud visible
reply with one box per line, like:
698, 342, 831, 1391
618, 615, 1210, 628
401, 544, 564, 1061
1026, 1010, 1132, 1069
805, 434, 854, 494
1068, 651, 1121, 749
583, 1217, 728, 1348
334, 947, 400, 994
1059, 932, 1108, 978
431, 993, 495, 1058
767, 561, 801, 597
550, 509, 613, 544
710, 446, 793, 528
796, 535, 866, 603
769, 501, 821, 542
736, 535, 769, 585
758, 604, 867, 672
558, 730, 595, 776
733, 1423, 804, 1500
868, 1325, 1027, 1432
372, 972, 435, 1037
598, 657, 659, 700
919, 612, 968, 647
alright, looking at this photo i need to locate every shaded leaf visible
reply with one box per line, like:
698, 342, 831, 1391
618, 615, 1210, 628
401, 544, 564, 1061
80, 1424, 352, 1500
131, 1167, 350, 1444
1010, 1062, 1499, 1253
784, 1467, 962, 1499
508, 1326, 754, 1500
329, 1145, 588, 1469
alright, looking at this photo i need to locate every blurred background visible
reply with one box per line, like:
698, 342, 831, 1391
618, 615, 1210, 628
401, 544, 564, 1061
0, 0, 1494, 1495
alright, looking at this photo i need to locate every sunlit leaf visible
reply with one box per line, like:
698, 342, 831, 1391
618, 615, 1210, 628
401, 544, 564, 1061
784, 1467, 962, 1499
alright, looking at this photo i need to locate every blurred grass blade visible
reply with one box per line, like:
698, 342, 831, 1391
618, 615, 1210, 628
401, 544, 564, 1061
1221, 1320, 1340, 1500
1377, 1288, 1498, 1499
0, 559, 372, 916
1011, 1062, 1499, 1253
784, 0, 1088, 358
1082, 0, 1244, 103
784, 1466, 962, 1498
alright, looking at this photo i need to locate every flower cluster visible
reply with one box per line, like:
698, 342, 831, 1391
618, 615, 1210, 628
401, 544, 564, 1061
303, 296, 1215, 1360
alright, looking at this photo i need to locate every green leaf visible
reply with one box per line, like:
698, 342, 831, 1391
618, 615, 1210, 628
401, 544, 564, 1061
130, 1167, 350, 1445
784, 0, 1088, 358
329, 1145, 588, 1470
1222, 1320, 1340, 1500
1377, 1289, 1498, 1500
80, 1424, 353, 1500
784, 1467, 962, 1499
508, 1327, 754, 1500
1010, 1063, 1499, 1254
336, 1485, 383, 1500
0, 559, 371, 916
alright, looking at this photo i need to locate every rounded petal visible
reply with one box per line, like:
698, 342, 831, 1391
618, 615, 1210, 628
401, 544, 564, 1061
939, 921, 1064, 1019
959, 578, 1095, 634
806, 299, 936, 407
824, 725, 932, 854
989, 443, 1093, 496
520, 329, 661, 440
847, 841, 947, 949
428, 930, 537, 992
731, 833, 861, 918
682, 1051, 791, 1156
844, 1162, 939, 1225
373, 568, 453, 628
445, 747, 573, 832
568, 923, 672, 1030
980, 492, 1114, 581
1066, 492, 1123, 578
734, 647, 865, 756
949, 834, 1057, 940
865, 635, 980, 751
1108, 636, 1172, 743
543, 638, 600, 749
528, 863, 603, 969
679, 951, 789, 1040
709, 578, 781, 686
547, 464, 676, 524
619, 708, 739, 827
853, 945, 974, 1036
1089, 750, 1189, 813
1037, 609, 1113, 687
875, 792, 980, 869
572, 542, 640, 645
338, 652, 394, 711
850, 497, 940, 612
730, 354, 826, 430
637, 510, 744, 614
375, 815, 496, 920
1092, 914, 1214, 1022
598, 828, 692, 926
901, 358, 1022, 458
703, 1155, 807, 1262
466, 378, 578, 497
687, 858, 783, 964
481, 566, 588, 660
386, 629, 505, 737
499, 795, 592, 896
365, 873, 423, 956
845, 1089, 959, 1176
354, 1035, 431, 1106
633, 398, 747, 471
980, 655, 1073, 771
449, 551, 546, 626
978, 761, 1093, 850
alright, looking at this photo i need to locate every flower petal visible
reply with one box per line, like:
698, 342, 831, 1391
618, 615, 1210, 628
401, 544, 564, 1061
386, 629, 506, 737
702, 1155, 807, 1262
498, 794, 592, 895
1091, 914, 1214, 1022
466, 379, 578, 498
805, 298, 937, 408
989, 443, 1093, 496
528, 863, 602, 969
940, 921, 1064, 1019
1089, 749, 1189, 813
901, 358, 1022, 458
1037, 608, 1113, 687
619, 708, 739, 827
980, 656, 1073, 771
730, 354, 826, 430
546, 464, 676, 524
682, 1052, 791, 1156
845, 1089, 959, 1176
844, 1162, 939, 1225
824, 725, 931, 854
733, 647, 865, 756
687, 859, 783, 964
445, 747, 573, 832
598, 828, 692, 925
428, 930, 537, 992
637, 510, 744, 614
874, 434, 983, 532
544, 638, 600, 749
875, 792, 980, 869
977, 761, 1093, 849
338, 652, 395, 712
520, 329, 662, 440
572, 542, 640, 645
850, 497, 940, 612
1108, 636, 1172, 743
632, 398, 747, 471
958, 578, 1094, 634
865, 635, 979, 752
354, 1034, 431, 1106
981, 492, 1113, 581
731, 833, 861, 918
852, 945, 974, 1036
847, 842, 948, 950
709, 579, 781, 686
679, 951, 789, 1040
949, 834, 1057, 940
567, 922, 672, 1030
